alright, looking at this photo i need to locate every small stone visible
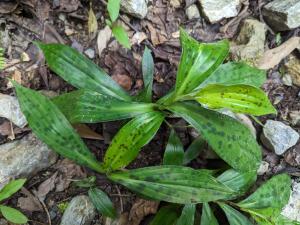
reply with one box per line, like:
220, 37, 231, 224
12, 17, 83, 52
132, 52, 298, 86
257, 161, 269, 175
170, 0, 181, 8
0, 133, 57, 189
289, 111, 300, 125
230, 19, 266, 65
121, 0, 148, 19
263, 0, 300, 31
111, 74, 132, 91
0, 94, 27, 128
281, 180, 300, 221
284, 55, 300, 87
185, 4, 200, 20
198, 0, 240, 23
84, 48, 95, 59
60, 195, 96, 225
261, 120, 299, 155
282, 74, 293, 86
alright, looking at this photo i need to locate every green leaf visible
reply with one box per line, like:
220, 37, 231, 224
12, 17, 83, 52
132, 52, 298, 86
0, 179, 26, 202
194, 84, 276, 116
88, 188, 117, 218
176, 204, 196, 225
217, 169, 257, 195
107, 0, 121, 22
163, 129, 184, 165
35, 42, 131, 101
103, 112, 164, 171
237, 174, 291, 222
183, 136, 205, 165
137, 47, 154, 102
200, 62, 266, 88
201, 203, 219, 225
150, 205, 180, 225
0, 205, 28, 224
109, 166, 235, 204
218, 203, 254, 225
73, 176, 96, 188
53, 89, 155, 123
174, 29, 229, 98
112, 25, 131, 49
13, 83, 104, 173
168, 101, 261, 172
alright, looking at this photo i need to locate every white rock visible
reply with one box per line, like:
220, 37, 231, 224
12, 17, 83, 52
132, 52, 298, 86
121, 0, 148, 19
84, 48, 95, 59
263, 0, 300, 31
185, 4, 200, 20
257, 161, 269, 175
261, 120, 299, 155
198, 0, 240, 23
60, 195, 96, 225
170, 0, 182, 8
0, 133, 57, 189
0, 94, 27, 128
282, 180, 300, 221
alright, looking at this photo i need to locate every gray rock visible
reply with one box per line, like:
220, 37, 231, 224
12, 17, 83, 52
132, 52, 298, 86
281, 180, 300, 221
170, 0, 182, 8
289, 111, 300, 125
198, 0, 240, 23
261, 120, 299, 155
0, 133, 57, 189
186, 4, 200, 20
263, 0, 300, 31
60, 195, 96, 225
121, 0, 148, 19
284, 55, 300, 87
84, 48, 95, 59
230, 19, 266, 65
0, 94, 27, 128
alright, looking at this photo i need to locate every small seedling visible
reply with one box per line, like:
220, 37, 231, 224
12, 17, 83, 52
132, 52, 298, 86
13, 29, 296, 224
0, 179, 28, 224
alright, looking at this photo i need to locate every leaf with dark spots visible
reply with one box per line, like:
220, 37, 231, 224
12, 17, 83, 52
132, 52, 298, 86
174, 29, 229, 98
163, 129, 184, 165
183, 136, 206, 165
201, 203, 219, 225
53, 89, 155, 123
13, 83, 104, 173
109, 166, 235, 204
168, 102, 261, 172
237, 174, 291, 223
200, 62, 266, 88
103, 112, 164, 171
194, 84, 276, 116
35, 42, 131, 101
218, 203, 254, 225
176, 204, 196, 225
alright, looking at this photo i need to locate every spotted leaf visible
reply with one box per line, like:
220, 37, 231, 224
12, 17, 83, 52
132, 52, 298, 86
163, 129, 184, 165
176, 204, 196, 225
183, 136, 206, 165
13, 83, 104, 173
109, 166, 235, 204
35, 42, 131, 101
237, 174, 291, 223
168, 101, 261, 172
195, 84, 276, 116
201, 203, 219, 225
218, 203, 254, 225
103, 112, 164, 171
53, 89, 155, 123
200, 62, 266, 88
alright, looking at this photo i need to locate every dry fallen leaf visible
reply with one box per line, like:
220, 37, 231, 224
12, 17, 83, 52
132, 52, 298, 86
0, 1, 19, 14
18, 188, 43, 212
88, 5, 98, 40
104, 213, 129, 225
111, 74, 133, 91
97, 26, 112, 56
0, 121, 12, 136
73, 124, 103, 140
131, 32, 148, 45
34, 172, 58, 201
257, 37, 300, 70
129, 199, 160, 225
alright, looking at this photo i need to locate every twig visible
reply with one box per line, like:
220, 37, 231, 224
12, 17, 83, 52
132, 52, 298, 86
115, 185, 124, 212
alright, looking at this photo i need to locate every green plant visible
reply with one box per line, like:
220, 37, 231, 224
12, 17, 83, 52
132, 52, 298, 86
0, 48, 5, 70
13, 29, 296, 224
106, 0, 131, 49
0, 179, 28, 224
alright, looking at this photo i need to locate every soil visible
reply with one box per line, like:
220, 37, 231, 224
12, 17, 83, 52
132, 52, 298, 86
0, 0, 300, 224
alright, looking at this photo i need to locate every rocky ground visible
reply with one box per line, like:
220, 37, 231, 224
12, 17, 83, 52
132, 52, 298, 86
0, 0, 300, 224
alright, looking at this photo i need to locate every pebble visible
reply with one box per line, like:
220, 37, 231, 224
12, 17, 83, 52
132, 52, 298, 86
230, 19, 266, 65
170, 0, 182, 8
282, 180, 300, 222
185, 4, 200, 20
198, 0, 240, 23
263, 0, 300, 31
60, 195, 96, 225
257, 161, 270, 175
284, 55, 300, 87
0, 133, 57, 189
261, 120, 299, 155
289, 111, 300, 126
121, 0, 148, 19
0, 94, 27, 128
84, 48, 95, 59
